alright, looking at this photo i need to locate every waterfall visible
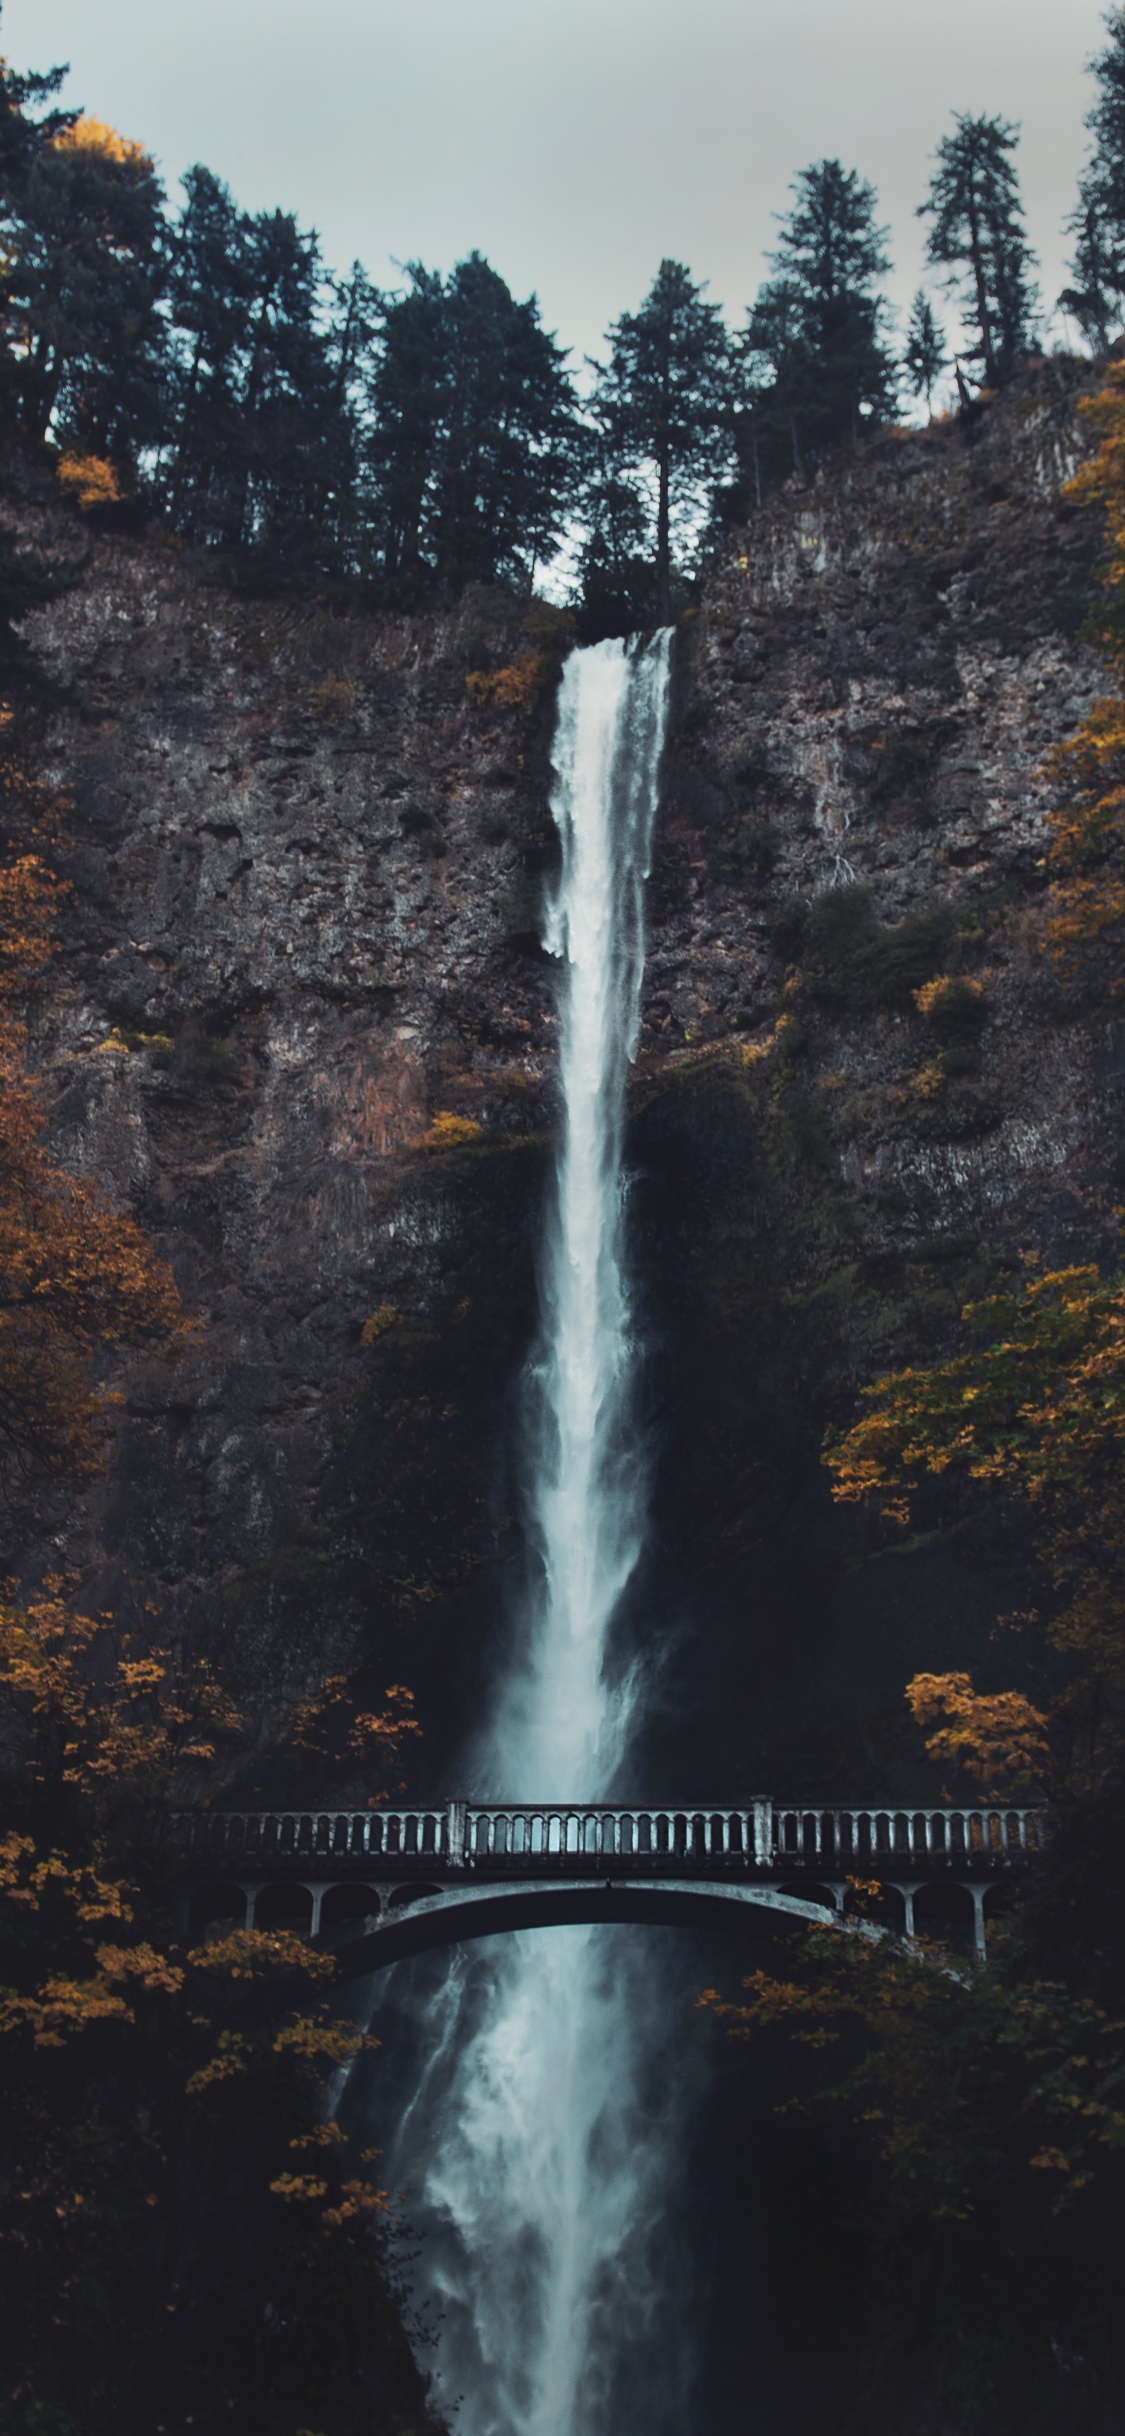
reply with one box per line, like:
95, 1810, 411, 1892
387, 632, 673, 2436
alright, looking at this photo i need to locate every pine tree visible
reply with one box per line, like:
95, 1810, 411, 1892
1063, 10, 1125, 351
591, 259, 732, 622
229, 206, 342, 568
574, 446, 654, 640
318, 259, 380, 569
160, 165, 254, 538
1060, 197, 1119, 355
768, 159, 897, 440
427, 253, 578, 590
161, 177, 354, 576
0, 40, 74, 195
903, 291, 947, 415
742, 275, 817, 480
363, 265, 447, 579
919, 113, 1038, 389
725, 161, 896, 514
365, 253, 578, 592
0, 31, 76, 425
5, 114, 166, 467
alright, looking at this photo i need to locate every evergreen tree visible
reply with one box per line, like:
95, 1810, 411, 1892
903, 290, 947, 414
742, 274, 817, 480
591, 258, 732, 622
0, 35, 74, 195
228, 205, 342, 566
426, 252, 578, 589
0, 21, 76, 425
160, 165, 254, 537
767, 159, 897, 440
5, 114, 166, 466
574, 446, 654, 640
365, 252, 578, 591
919, 113, 1038, 388
161, 176, 354, 575
722, 161, 896, 516
1061, 196, 1119, 354
319, 258, 380, 567
1063, 10, 1125, 351
363, 265, 447, 579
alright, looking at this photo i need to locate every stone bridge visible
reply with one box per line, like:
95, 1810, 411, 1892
171, 1796, 1046, 1970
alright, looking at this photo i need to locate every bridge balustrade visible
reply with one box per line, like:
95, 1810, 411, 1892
769, 1806, 1044, 1868
172, 1807, 447, 1862
459, 1807, 761, 1862
169, 1798, 1045, 1876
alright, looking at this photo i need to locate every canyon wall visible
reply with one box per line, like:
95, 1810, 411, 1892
11, 355, 1114, 1805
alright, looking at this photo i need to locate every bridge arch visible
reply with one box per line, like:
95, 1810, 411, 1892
321, 1876, 842, 1981
255, 1882, 314, 1934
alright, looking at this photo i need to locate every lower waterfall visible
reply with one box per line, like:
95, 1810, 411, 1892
384, 633, 675, 2436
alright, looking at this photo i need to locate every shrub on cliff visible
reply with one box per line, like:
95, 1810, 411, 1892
800, 883, 953, 1012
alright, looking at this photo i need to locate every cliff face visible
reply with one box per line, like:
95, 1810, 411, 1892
12, 358, 1116, 1802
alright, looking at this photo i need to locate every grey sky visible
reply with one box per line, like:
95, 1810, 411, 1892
4, 0, 1112, 384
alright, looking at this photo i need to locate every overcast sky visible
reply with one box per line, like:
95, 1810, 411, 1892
4, 0, 1112, 386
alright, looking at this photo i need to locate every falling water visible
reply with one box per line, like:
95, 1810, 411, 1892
496, 628, 671, 1795
385, 633, 674, 2436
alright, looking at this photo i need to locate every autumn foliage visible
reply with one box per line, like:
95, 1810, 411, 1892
0, 751, 187, 1495
1045, 365, 1125, 981
825, 1263, 1125, 1788
705, 1254, 1125, 2421
0, 1575, 429, 2428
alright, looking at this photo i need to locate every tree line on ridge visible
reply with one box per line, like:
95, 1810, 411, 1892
4, 9, 1125, 626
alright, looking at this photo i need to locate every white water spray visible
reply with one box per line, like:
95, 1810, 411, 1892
389, 634, 673, 2436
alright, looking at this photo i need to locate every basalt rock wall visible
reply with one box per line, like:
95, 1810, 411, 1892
11, 356, 1117, 1804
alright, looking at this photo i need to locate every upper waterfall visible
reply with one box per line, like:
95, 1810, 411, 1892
386, 632, 674, 2436
493, 631, 672, 1798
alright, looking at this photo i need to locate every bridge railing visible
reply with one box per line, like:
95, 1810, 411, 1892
169, 1798, 1046, 1873
170, 1806, 448, 1863
770, 1804, 1045, 1866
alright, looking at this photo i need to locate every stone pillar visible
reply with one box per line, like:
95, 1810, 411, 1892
447, 1799, 467, 1868
752, 1797, 773, 1866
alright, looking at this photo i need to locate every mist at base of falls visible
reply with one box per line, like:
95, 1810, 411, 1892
364, 636, 678, 2436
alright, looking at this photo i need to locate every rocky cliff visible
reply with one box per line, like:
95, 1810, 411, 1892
9, 355, 1115, 1806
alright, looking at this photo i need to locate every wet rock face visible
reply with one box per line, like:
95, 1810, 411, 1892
14, 360, 1124, 1798
640, 360, 1121, 1282
629, 361, 1125, 1799
16, 552, 564, 1763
